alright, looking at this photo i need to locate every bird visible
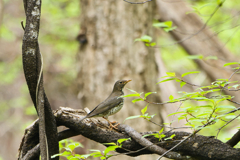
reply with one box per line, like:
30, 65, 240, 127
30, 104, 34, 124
79, 80, 131, 129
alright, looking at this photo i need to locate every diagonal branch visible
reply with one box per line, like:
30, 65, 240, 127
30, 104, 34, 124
226, 129, 240, 147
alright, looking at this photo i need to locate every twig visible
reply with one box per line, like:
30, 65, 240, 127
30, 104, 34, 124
216, 113, 240, 138
21, 21, 25, 30
123, 0, 152, 4
157, 1, 225, 47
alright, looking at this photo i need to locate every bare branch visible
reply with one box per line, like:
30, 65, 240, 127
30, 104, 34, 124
123, 0, 152, 4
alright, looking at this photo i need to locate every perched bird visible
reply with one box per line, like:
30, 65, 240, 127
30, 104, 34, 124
79, 80, 131, 129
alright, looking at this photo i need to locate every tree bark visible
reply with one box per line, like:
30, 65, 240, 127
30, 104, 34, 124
76, 1, 168, 159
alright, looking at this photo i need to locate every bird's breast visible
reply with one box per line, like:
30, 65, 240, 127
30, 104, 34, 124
108, 101, 124, 116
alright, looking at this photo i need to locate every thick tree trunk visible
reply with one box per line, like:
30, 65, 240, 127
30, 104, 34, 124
77, 1, 160, 131
77, 0, 167, 159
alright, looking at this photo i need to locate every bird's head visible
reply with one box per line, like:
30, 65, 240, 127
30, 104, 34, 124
113, 80, 131, 92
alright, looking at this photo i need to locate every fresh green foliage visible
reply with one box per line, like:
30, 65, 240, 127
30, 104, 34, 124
142, 128, 165, 141
135, 35, 156, 47
143, 128, 176, 141
89, 138, 131, 159
153, 21, 177, 32
157, 71, 200, 88
181, 71, 200, 77
51, 139, 89, 160
124, 103, 155, 122
123, 59, 240, 140
223, 62, 240, 67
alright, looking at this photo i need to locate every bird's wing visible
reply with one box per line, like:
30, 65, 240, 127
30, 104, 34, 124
86, 96, 123, 118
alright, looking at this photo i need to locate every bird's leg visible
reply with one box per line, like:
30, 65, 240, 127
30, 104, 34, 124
111, 121, 117, 124
112, 123, 120, 128
103, 117, 119, 130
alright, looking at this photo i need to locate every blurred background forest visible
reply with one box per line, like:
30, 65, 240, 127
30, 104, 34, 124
1, 0, 240, 160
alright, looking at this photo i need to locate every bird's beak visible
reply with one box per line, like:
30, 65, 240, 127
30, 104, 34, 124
124, 80, 131, 84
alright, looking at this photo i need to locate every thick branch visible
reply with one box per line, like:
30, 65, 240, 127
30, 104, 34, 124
226, 129, 240, 147
18, 107, 240, 160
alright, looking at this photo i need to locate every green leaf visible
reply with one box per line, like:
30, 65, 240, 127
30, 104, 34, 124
102, 142, 116, 146
142, 133, 158, 138
199, 105, 213, 108
205, 56, 218, 60
232, 84, 240, 89
132, 98, 143, 103
67, 142, 83, 151
159, 128, 164, 134
166, 72, 176, 77
144, 92, 156, 98
217, 105, 236, 109
181, 71, 200, 77
187, 55, 204, 60
217, 0, 223, 6
75, 154, 90, 159
153, 21, 172, 28
169, 95, 174, 100
104, 146, 119, 155
67, 155, 74, 159
117, 138, 130, 144
135, 35, 152, 43
124, 115, 141, 122
127, 88, 137, 93
69, 157, 80, 160
89, 150, 102, 157
145, 43, 150, 47
224, 115, 236, 120
164, 26, 177, 32
216, 78, 228, 81
223, 62, 240, 67
180, 81, 186, 87
141, 104, 149, 115
51, 153, 62, 158
157, 78, 176, 84
61, 151, 72, 156
164, 134, 176, 140
150, 42, 156, 46
121, 93, 140, 98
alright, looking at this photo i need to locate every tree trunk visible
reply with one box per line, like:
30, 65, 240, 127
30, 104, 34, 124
77, 0, 168, 159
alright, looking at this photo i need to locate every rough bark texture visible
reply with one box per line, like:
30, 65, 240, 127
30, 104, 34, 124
21, 0, 59, 159
77, 1, 166, 159
77, 0, 160, 127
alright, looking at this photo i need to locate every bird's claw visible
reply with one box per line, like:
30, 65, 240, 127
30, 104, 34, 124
109, 122, 119, 130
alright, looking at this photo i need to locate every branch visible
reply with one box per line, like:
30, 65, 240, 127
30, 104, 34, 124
18, 107, 240, 160
22, 0, 59, 159
118, 124, 189, 160
123, 0, 152, 4
226, 130, 240, 147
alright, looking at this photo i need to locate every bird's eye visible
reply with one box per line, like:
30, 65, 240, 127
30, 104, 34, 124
120, 82, 122, 84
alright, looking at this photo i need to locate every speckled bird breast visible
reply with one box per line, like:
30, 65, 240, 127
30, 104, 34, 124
100, 100, 124, 118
